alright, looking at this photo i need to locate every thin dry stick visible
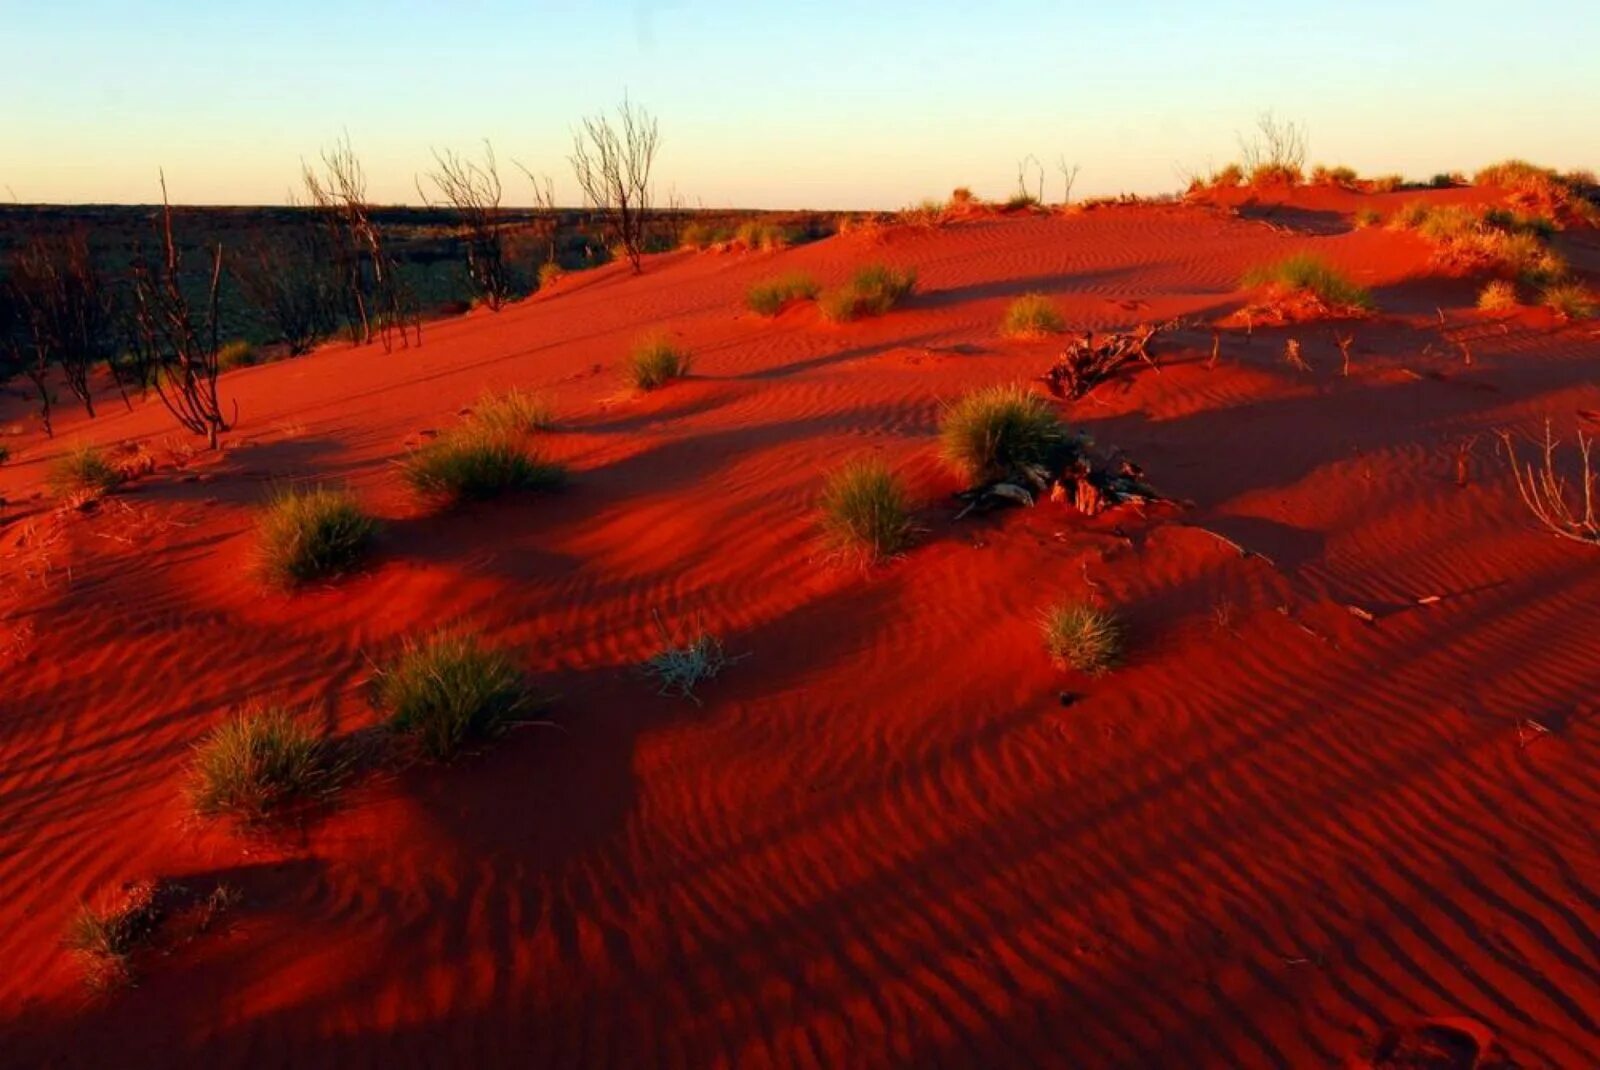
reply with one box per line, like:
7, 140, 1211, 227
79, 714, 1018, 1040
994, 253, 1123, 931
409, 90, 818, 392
1498, 421, 1598, 544
1333, 332, 1354, 377
1207, 329, 1222, 371
1284, 338, 1310, 372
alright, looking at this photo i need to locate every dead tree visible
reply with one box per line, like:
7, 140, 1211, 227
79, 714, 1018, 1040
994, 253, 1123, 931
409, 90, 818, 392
1057, 158, 1081, 205
1041, 324, 1163, 400
1238, 113, 1307, 182
5, 231, 122, 430
232, 206, 339, 355
126, 176, 231, 449
419, 141, 511, 310
302, 137, 420, 349
512, 163, 560, 268
1014, 155, 1045, 204
569, 97, 660, 273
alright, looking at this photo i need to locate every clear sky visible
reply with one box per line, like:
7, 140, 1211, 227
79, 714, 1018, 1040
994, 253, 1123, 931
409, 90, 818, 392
2, 0, 1596, 209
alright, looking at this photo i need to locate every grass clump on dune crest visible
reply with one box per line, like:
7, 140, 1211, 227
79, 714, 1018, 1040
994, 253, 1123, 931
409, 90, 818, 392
818, 459, 917, 565
626, 333, 692, 391
374, 629, 535, 760
471, 387, 553, 434
186, 706, 343, 822
746, 272, 821, 316
257, 485, 377, 586
1242, 254, 1372, 310
818, 263, 917, 323
938, 384, 1067, 485
402, 424, 565, 507
1040, 601, 1122, 674
1000, 293, 1066, 338
49, 443, 122, 499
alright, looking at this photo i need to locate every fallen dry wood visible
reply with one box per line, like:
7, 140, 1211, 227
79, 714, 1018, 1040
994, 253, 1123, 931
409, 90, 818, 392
954, 444, 1164, 520
1040, 323, 1163, 400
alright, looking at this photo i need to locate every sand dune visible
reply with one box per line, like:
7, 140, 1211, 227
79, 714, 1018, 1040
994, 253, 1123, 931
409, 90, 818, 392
3, 189, 1598, 1067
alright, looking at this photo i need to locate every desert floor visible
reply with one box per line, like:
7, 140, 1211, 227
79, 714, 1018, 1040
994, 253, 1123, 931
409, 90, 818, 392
3, 186, 1598, 1067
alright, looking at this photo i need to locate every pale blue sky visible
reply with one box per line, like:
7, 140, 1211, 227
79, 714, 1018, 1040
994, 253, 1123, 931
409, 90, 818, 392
2, 0, 1595, 208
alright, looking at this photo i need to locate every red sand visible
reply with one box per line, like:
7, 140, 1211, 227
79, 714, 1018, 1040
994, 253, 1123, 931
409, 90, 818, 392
3, 191, 1599, 1067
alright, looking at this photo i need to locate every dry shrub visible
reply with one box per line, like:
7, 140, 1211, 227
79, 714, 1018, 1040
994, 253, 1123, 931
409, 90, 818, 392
1477, 279, 1519, 312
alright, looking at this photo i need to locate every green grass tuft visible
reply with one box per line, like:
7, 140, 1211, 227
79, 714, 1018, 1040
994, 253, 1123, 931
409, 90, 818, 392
818, 264, 917, 323
402, 425, 565, 507
374, 629, 534, 760
818, 459, 917, 564
49, 443, 122, 498
626, 334, 692, 391
186, 706, 342, 822
1040, 601, 1122, 674
470, 387, 553, 434
746, 272, 821, 316
257, 484, 377, 586
1242, 254, 1372, 309
1000, 293, 1066, 338
938, 384, 1067, 485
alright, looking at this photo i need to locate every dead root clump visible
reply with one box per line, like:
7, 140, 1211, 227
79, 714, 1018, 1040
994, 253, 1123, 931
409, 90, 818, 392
65, 878, 240, 990
1039, 323, 1164, 400
1226, 286, 1373, 328
1499, 421, 1598, 545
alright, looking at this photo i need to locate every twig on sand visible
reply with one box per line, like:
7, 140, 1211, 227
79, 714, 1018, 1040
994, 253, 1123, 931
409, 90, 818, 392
1517, 719, 1552, 748
1194, 526, 1277, 567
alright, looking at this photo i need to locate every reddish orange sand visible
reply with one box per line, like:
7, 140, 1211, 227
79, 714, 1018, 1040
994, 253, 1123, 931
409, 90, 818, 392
2, 188, 1598, 1068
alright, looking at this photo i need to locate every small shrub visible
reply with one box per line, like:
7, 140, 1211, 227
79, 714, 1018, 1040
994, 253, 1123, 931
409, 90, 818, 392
1542, 282, 1597, 321
1429, 172, 1463, 188
1353, 207, 1383, 228
374, 629, 533, 760
536, 261, 564, 289
1477, 279, 1519, 312
257, 484, 377, 585
641, 615, 739, 703
818, 459, 917, 564
402, 425, 565, 506
626, 334, 692, 390
1311, 164, 1358, 186
734, 219, 789, 251
939, 384, 1066, 484
217, 339, 260, 371
186, 706, 342, 821
818, 264, 917, 323
65, 881, 166, 989
1000, 293, 1066, 338
1368, 174, 1405, 193
1242, 254, 1372, 309
1248, 163, 1302, 187
1211, 163, 1245, 188
1003, 192, 1040, 211
471, 387, 553, 434
746, 272, 821, 316
1040, 601, 1122, 674
49, 443, 122, 498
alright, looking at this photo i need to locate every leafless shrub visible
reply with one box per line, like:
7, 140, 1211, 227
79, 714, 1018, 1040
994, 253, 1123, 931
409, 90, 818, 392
569, 97, 660, 273
302, 136, 420, 349
1238, 113, 1307, 185
231, 210, 340, 356
419, 141, 511, 311
125, 176, 232, 448
3, 231, 123, 434
1499, 421, 1597, 544
1057, 158, 1081, 205
512, 162, 560, 270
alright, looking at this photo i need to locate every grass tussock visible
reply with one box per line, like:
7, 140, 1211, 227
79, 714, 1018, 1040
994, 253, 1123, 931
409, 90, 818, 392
1242, 254, 1372, 310
1477, 279, 1519, 312
1390, 202, 1569, 284
626, 334, 692, 391
818, 264, 917, 323
470, 387, 553, 434
374, 629, 534, 760
641, 614, 740, 703
1541, 281, 1597, 321
939, 384, 1067, 484
1000, 293, 1066, 338
402, 425, 565, 506
818, 459, 917, 565
257, 484, 377, 586
746, 272, 821, 316
186, 706, 343, 822
1041, 601, 1122, 674
49, 443, 123, 498
1310, 164, 1358, 187
65, 881, 167, 989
